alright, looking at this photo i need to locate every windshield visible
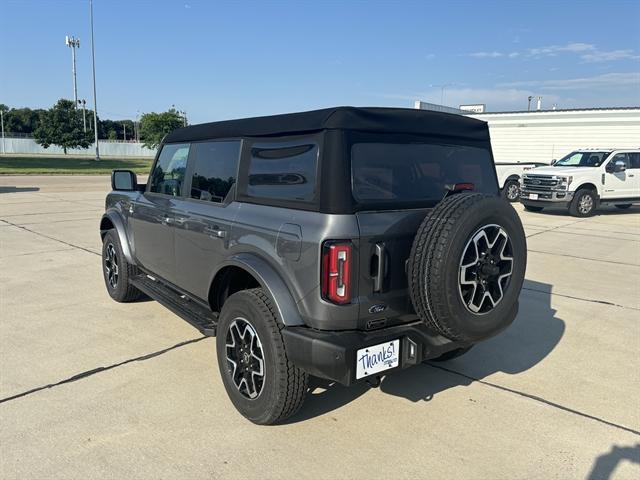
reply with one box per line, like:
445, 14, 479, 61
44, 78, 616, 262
554, 151, 610, 167
351, 142, 498, 208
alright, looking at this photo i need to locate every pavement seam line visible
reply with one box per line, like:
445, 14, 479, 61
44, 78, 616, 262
533, 229, 640, 243
0, 337, 208, 405
527, 249, 640, 267
522, 286, 640, 311
426, 363, 640, 437
0, 218, 100, 256
525, 218, 589, 239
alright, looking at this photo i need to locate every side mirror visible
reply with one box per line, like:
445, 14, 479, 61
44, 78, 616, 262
111, 170, 137, 191
607, 160, 626, 173
550, 158, 557, 165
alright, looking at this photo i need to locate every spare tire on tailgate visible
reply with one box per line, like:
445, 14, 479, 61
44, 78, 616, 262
408, 193, 526, 342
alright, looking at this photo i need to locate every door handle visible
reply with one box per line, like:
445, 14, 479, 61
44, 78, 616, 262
373, 243, 387, 293
205, 226, 227, 238
173, 217, 186, 225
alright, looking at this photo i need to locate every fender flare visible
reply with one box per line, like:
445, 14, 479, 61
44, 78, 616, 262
213, 253, 305, 326
100, 211, 136, 265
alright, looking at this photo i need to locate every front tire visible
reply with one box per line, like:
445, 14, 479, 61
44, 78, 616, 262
570, 189, 597, 217
216, 288, 308, 425
502, 179, 520, 202
101, 230, 143, 302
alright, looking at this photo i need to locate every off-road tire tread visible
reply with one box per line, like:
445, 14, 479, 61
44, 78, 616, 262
243, 288, 308, 423
408, 193, 485, 340
103, 230, 144, 302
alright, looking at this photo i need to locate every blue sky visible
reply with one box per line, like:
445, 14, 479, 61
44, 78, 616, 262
1, 0, 639, 123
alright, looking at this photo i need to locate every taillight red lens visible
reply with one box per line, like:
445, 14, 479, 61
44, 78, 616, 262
321, 242, 352, 305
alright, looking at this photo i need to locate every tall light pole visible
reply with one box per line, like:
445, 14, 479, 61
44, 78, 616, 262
65, 35, 80, 105
135, 110, 140, 142
78, 99, 87, 132
429, 83, 454, 106
89, 0, 100, 161
1, 107, 5, 155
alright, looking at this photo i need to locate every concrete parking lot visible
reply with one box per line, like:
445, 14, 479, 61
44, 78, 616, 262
1, 175, 639, 479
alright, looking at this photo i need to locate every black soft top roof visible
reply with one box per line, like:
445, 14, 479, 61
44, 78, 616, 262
163, 106, 489, 143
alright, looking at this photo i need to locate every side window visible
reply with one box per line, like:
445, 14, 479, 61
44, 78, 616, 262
628, 153, 640, 169
189, 141, 241, 203
611, 153, 630, 169
149, 143, 190, 196
246, 143, 318, 201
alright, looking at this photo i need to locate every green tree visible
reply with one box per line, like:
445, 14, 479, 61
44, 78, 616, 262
3, 107, 44, 134
34, 99, 93, 154
139, 109, 184, 149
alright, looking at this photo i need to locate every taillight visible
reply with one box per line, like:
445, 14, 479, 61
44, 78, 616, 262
321, 241, 352, 305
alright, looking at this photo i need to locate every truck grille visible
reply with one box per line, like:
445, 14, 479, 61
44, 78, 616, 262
522, 175, 558, 192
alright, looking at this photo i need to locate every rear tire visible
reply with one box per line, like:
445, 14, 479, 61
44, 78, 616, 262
408, 193, 526, 343
216, 288, 308, 425
502, 179, 520, 202
523, 205, 544, 212
615, 204, 632, 210
569, 189, 597, 217
101, 230, 143, 302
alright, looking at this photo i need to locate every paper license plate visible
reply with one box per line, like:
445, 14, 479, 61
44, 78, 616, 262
529, 193, 539, 200
356, 339, 400, 379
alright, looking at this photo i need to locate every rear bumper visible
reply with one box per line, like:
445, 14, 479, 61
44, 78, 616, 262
282, 321, 471, 386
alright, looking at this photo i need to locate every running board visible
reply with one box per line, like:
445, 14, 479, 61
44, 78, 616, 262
130, 275, 217, 336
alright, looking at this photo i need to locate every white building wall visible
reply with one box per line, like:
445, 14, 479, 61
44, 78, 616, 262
1, 138, 156, 157
468, 108, 640, 165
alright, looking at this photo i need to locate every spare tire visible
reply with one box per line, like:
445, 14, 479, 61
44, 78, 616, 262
408, 193, 526, 342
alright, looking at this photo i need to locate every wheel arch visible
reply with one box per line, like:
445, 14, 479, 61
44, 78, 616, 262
574, 182, 598, 192
505, 174, 520, 182
100, 211, 135, 264
209, 253, 305, 326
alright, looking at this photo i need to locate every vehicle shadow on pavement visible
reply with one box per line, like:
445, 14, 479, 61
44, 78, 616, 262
286, 279, 564, 423
0, 186, 40, 193
381, 279, 564, 401
525, 205, 639, 217
587, 443, 640, 480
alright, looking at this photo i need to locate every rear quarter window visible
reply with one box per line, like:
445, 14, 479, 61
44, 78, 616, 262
246, 143, 318, 202
351, 142, 498, 206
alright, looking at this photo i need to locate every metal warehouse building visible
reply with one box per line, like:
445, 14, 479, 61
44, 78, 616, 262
467, 107, 640, 164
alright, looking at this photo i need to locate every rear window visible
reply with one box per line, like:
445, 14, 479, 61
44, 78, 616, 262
351, 142, 498, 206
246, 143, 318, 201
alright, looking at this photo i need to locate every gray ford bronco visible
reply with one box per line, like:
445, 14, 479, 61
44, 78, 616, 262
100, 107, 527, 424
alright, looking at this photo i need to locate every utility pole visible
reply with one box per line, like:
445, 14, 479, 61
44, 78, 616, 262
78, 99, 87, 132
1, 107, 5, 155
89, 0, 100, 161
123, 123, 126, 141
65, 36, 80, 105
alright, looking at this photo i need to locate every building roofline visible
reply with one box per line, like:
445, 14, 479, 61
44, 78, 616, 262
472, 106, 640, 115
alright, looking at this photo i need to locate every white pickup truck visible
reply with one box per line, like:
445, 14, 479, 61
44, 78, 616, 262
520, 149, 640, 217
495, 163, 546, 201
